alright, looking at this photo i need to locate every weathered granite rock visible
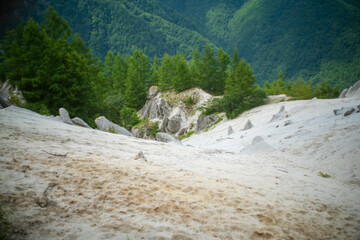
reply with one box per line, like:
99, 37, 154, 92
196, 114, 219, 132
148, 86, 159, 99
243, 120, 254, 130
156, 132, 182, 145
167, 114, 181, 133
71, 117, 91, 128
140, 98, 169, 119
339, 80, 360, 98
95, 116, 133, 136
59, 108, 73, 125
228, 126, 235, 135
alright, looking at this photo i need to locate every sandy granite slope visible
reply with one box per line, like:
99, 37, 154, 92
0, 99, 359, 239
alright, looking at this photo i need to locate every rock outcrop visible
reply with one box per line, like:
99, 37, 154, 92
137, 86, 219, 139
339, 80, 360, 98
59, 108, 73, 125
0, 81, 26, 108
95, 116, 133, 136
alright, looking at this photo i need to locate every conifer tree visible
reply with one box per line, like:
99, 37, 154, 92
158, 53, 173, 91
124, 58, 147, 110
224, 59, 265, 118
173, 54, 191, 92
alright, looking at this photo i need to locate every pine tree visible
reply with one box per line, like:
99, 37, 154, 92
215, 48, 230, 95
150, 56, 160, 86
158, 53, 173, 91
124, 58, 147, 110
224, 59, 265, 118
173, 54, 191, 92
200, 43, 217, 92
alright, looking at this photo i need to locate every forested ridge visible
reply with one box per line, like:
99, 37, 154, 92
0, 7, 340, 130
0, 0, 359, 88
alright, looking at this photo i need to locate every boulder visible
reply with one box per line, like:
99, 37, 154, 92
227, 125, 235, 135
95, 116, 133, 136
167, 114, 181, 133
156, 132, 182, 145
59, 108, 73, 125
243, 119, 254, 130
196, 114, 219, 132
71, 117, 91, 128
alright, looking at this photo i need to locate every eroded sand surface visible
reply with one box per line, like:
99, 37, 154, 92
0, 100, 360, 239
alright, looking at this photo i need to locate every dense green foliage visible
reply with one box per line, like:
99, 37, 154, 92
264, 71, 340, 100
0, 6, 347, 132
1, 0, 359, 89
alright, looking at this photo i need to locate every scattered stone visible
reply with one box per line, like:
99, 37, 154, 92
95, 116, 133, 136
134, 151, 147, 162
344, 108, 355, 116
228, 125, 235, 135
196, 114, 219, 132
284, 120, 292, 126
71, 117, 91, 128
243, 119, 254, 130
333, 107, 356, 116
156, 132, 182, 145
59, 108, 73, 125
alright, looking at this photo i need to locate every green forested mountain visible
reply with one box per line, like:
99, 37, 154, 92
1, 0, 360, 88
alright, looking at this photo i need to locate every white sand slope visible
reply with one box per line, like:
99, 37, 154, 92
0, 97, 360, 239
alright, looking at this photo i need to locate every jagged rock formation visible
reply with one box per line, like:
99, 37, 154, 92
196, 114, 219, 132
135, 87, 220, 139
339, 80, 360, 98
95, 116, 133, 136
0, 81, 26, 108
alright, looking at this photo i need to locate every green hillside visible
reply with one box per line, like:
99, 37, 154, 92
1, 0, 360, 88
